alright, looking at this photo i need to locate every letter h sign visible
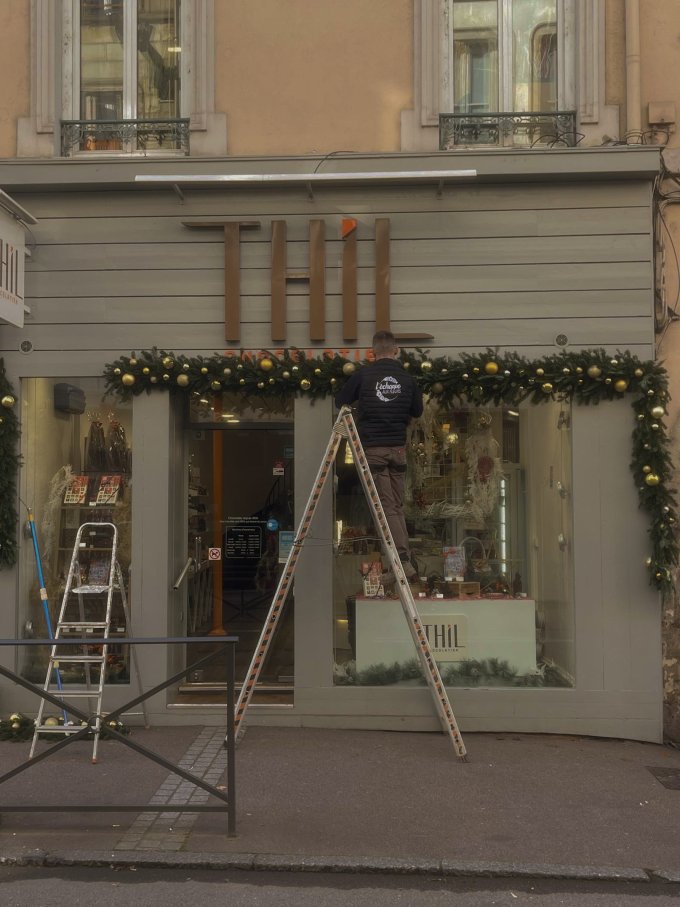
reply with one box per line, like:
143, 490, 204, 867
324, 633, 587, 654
182, 217, 391, 344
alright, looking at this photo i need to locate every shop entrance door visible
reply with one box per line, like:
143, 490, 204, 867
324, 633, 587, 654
174, 395, 294, 706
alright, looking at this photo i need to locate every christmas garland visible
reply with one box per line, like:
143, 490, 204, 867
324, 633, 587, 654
0, 358, 19, 569
100, 346, 677, 594
334, 657, 572, 688
0, 711, 130, 742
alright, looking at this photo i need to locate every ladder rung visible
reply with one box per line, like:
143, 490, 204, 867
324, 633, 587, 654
59, 622, 109, 630
51, 655, 106, 664
35, 725, 86, 734
71, 585, 111, 594
44, 690, 102, 698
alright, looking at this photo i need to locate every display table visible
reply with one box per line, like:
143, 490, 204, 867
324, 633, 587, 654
354, 596, 537, 674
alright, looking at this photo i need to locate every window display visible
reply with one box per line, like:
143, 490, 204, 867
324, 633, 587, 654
18, 378, 132, 686
333, 399, 574, 688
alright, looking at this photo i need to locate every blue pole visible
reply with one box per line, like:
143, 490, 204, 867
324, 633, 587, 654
27, 507, 68, 723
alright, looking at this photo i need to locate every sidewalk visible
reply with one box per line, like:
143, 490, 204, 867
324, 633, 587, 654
1, 725, 679, 883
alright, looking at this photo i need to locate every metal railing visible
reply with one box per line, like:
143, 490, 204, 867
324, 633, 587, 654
61, 118, 191, 156
439, 111, 578, 149
0, 635, 237, 834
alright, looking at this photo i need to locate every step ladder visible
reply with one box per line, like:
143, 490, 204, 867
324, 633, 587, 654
230, 406, 468, 761
30, 522, 147, 763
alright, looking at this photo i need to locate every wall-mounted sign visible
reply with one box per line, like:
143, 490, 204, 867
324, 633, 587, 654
208, 547, 222, 561
224, 517, 265, 559
0, 208, 25, 328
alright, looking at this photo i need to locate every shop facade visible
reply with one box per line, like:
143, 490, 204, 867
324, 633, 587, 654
0, 146, 665, 741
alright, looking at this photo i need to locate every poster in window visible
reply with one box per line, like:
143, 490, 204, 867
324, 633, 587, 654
64, 475, 90, 505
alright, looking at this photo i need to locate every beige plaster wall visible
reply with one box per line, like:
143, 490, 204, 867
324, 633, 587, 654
215, 0, 413, 156
0, 2, 30, 158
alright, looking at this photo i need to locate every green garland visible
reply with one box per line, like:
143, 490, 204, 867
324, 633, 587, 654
335, 657, 572, 688
101, 345, 677, 595
0, 358, 19, 569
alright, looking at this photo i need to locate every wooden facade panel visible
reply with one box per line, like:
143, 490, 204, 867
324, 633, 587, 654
23, 288, 651, 325
30, 207, 651, 247
27, 233, 651, 272
6, 317, 652, 353
25, 261, 652, 299
14, 181, 651, 219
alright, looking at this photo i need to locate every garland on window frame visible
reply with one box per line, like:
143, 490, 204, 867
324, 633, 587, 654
99, 346, 678, 595
0, 358, 19, 569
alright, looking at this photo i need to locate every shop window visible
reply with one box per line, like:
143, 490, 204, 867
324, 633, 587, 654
333, 399, 575, 689
18, 377, 133, 687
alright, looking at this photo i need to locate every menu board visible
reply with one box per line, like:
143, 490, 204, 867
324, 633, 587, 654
224, 518, 265, 559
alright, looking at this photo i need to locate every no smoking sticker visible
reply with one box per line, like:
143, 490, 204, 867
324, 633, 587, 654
208, 547, 222, 561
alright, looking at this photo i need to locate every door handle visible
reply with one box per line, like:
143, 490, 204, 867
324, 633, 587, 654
173, 556, 195, 590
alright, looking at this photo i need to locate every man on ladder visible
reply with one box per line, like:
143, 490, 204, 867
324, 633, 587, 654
335, 330, 423, 588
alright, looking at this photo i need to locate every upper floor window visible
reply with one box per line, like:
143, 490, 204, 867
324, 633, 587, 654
449, 0, 557, 116
64, 0, 187, 154
79, 0, 181, 122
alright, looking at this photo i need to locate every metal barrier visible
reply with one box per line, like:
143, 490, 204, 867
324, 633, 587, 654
0, 636, 237, 835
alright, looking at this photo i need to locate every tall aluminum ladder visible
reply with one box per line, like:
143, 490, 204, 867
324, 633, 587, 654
230, 406, 468, 761
30, 522, 147, 763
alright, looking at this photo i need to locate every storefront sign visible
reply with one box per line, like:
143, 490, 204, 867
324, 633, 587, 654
421, 615, 468, 660
183, 217, 393, 344
0, 209, 25, 328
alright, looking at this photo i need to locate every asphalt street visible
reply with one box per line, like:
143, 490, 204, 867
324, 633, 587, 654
1, 866, 680, 907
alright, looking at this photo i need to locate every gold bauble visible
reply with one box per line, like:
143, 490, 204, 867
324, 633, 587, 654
162, 357, 174, 369
605, 378, 612, 385
651, 423, 660, 431
656, 571, 663, 580
113, 367, 121, 375
421, 361, 433, 371
541, 382, 553, 394
610, 359, 619, 367
269, 378, 275, 384
11, 722, 20, 730
330, 377, 337, 385
223, 368, 232, 376
563, 368, 570, 375
150, 376, 158, 384
1, 394, 16, 408
645, 473, 660, 486
431, 382, 444, 395
441, 368, 448, 375
576, 367, 583, 374
292, 365, 299, 373
210, 380, 221, 391
257, 381, 265, 389
614, 379, 629, 393
536, 368, 545, 377
314, 368, 322, 376
462, 373, 469, 380
642, 465, 652, 473
342, 362, 356, 376
634, 368, 644, 378
651, 405, 665, 419
239, 378, 246, 385
237, 363, 243, 370
163, 374, 170, 381
44, 716, 59, 727
282, 371, 291, 379
182, 362, 190, 371
142, 367, 150, 375
484, 362, 499, 376
645, 556, 653, 567
121, 374, 135, 387
587, 365, 602, 379
403, 362, 410, 369
9, 712, 22, 722
260, 358, 274, 372
129, 358, 137, 366
647, 389, 655, 396
201, 367, 209, 374
472, 367, 480, 374
300, 378, 311, 390
176, 374, 190, 387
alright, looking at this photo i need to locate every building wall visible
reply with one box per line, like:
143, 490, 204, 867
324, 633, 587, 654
0, 2, 29, 158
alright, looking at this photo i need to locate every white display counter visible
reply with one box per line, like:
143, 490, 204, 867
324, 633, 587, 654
354, 597, 537, 675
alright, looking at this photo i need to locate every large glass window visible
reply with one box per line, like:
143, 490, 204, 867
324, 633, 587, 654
19, 377, 133, 687
77, 0, 182, 151
451, 0, 557, 114
333, 399, 574, 689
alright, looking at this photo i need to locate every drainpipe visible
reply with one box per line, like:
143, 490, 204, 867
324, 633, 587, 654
625, 0, 641, 137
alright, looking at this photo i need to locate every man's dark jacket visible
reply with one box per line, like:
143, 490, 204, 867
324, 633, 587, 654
335, 358, 423, 447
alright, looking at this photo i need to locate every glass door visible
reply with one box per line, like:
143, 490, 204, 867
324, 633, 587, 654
174, 394, 294, 706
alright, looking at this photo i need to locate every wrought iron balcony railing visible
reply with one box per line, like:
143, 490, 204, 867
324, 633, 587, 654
439, 111, 578, 149
61, 118, 191, 157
